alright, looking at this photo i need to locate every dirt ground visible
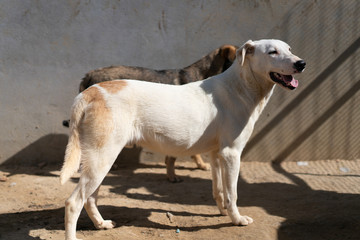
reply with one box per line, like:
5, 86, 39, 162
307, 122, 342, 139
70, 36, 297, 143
0, 157, 359, 240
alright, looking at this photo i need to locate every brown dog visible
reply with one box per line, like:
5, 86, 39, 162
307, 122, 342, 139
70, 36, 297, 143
63, 44, 237, 182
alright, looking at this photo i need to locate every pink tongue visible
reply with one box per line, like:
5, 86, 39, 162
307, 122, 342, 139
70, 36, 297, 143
290, 77, 299, 88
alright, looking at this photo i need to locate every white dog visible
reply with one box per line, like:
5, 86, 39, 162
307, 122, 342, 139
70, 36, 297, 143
60, 39, 305, 240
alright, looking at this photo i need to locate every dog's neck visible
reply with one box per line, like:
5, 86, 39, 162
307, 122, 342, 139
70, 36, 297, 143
220, 60, 276, 121
226, 61, 275, 100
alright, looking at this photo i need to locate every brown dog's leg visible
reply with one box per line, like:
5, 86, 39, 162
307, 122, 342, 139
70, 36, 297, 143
191, 154, 210, 170
165, 156, 182, 183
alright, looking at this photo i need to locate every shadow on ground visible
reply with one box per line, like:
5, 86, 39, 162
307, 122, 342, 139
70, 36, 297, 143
1, 134, 143, 177
1, 162, 358, 240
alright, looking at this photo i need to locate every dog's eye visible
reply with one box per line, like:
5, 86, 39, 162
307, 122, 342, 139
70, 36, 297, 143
268, 50, 278, 55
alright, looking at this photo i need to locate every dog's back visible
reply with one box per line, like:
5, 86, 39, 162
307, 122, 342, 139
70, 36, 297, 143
79, 66, 178, 92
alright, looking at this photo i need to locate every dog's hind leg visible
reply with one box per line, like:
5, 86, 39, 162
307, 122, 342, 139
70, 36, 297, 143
65, 182, 86, 240
210, 151, 227, 216
84, 186, 116, 230
65, 143, 123, 240
219, 147, 253, 226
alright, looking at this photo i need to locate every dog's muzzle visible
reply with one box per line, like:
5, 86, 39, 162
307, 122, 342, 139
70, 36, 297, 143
294, 60, 306, 72
269, 59, 306, 90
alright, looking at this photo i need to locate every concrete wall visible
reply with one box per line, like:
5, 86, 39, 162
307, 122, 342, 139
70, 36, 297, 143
0, 0, 359, 166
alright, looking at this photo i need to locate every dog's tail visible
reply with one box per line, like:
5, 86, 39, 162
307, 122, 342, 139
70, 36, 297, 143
60, 94, 87, 185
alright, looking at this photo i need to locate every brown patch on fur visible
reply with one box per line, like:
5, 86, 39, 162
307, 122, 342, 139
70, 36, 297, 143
82, 86, 103, 103
221, 45, 237, 61
82, 86, 113, 148
98, 80, 128, 94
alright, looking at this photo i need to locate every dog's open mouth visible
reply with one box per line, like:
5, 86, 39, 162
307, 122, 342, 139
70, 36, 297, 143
270, 72, 298, 90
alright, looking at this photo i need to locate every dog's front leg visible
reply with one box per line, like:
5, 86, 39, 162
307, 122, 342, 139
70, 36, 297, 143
210, 151, 227, 215
219, 147, 253, 225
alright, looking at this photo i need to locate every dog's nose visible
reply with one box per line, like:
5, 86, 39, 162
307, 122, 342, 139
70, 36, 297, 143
294, 60, 306, 72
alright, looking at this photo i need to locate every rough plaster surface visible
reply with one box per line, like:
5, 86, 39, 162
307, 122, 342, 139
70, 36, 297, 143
0, 0, 359, 165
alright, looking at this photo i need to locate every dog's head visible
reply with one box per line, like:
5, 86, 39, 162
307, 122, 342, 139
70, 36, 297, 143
237, 39, 306, 90
220, 44, 238, 72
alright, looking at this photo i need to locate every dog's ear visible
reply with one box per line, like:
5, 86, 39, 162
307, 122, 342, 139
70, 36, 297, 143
220, 45, 238, 62
237, 40, 255, 66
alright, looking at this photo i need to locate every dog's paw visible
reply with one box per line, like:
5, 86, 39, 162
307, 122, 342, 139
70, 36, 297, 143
96, 220, 116, 229
168, 176, 183, 183
235, 215, 253, 226
199, 163, 211, 171
219, 208, 228, 216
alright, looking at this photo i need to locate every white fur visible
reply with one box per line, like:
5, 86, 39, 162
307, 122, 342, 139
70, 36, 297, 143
60, 39, 304, 240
